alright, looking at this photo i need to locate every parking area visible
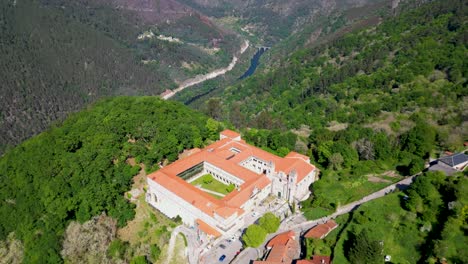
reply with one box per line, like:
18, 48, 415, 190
200, 196, 291, 263
200, 236, 243, 263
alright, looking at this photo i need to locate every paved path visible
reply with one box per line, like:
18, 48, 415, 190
164, 225, 183, 264
195, 186, 226, 197
232, 174, 420, 263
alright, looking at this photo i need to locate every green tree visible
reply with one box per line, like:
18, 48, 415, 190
130, 255, 148, 264
242, 224, 267, 248
329, 153, 344, 170
401, 121, 436, 158
258, 213, 280, 233
150, 244, 161, 262
107, 239, 128, 259
347, 229, 383, 264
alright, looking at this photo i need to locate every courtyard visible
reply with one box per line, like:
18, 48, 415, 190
189, 174, 235, 198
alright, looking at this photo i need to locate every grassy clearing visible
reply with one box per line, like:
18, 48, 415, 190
303, 168, 402, 218
332, 192, 424, 263
118, 195, 177, 246
303, 207, 333, 220
190, 174, 234, 195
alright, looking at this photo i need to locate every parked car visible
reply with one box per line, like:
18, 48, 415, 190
219, 244, 226, 249
219, 255, 226, 262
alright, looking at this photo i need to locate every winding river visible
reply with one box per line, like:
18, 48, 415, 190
161, 40, 250, 100
239, 47, 267, 79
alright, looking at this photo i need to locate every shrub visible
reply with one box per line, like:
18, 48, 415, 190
242, 224, 267, 248
258, 212, 280, 233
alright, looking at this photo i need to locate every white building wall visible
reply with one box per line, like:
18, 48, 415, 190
204, 162, 244, 187
240, 183, 271, 212
147, 178, 245, 235
270, 172, 289, 199
294, 170, 317, 201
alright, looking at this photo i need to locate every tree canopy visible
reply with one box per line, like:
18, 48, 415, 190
0, 97, 217, 262
258, 212, 280, 233
242, 224, 268, 248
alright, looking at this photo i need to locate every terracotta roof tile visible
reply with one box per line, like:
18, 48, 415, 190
196, 219, 221, 237
263, 231, 298, 263
220, 129, 241, 139
296, 255, 332, 264
304, 221, 338, 239
147, 130, 316, 234
267, 231, 296, 248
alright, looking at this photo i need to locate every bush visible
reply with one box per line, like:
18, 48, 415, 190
242, 224, 267, 248
130, 256, 148, 264
149, 244, 161, 262
258, 212, 280, 233
107, 239, 128, 259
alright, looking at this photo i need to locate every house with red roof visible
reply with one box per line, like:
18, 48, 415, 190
146, 130, 318, 238
304, 220, 338, 239
253, 231, 300, 264
296, 255, 332, 264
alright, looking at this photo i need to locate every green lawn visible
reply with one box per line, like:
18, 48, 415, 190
303, 207, 333, 220
303, 169, 401, 219
332, 192, 424, 264
190, 174, 234, 196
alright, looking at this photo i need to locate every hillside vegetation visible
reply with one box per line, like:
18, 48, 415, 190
199, 0, 467, 211
331, 171, 467, 264
0, 0, 239, 153
179, 0, 384, 45
0, 97, 219, 262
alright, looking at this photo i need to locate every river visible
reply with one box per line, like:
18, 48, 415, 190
239, 47, 267, 79
161, 40, 250, 100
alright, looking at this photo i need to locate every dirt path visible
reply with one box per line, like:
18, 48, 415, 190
161, 39, 249, 99
164, 226, 183, 264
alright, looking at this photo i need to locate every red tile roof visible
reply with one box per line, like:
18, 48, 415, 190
220, 129, 241, 139
267, 231, 296, 248
304, 221, 338, 239
253, 231, 299, 263
196, 219, 221, 237
296, 255, 332, 264
147, 131, 316, 234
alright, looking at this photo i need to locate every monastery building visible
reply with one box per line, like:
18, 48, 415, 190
146, 130, 318, 238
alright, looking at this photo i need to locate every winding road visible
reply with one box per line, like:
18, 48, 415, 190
161, 40, 250, 100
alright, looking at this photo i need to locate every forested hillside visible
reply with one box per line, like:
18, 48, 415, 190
0, 97, 220, 262
179, 0, 385, 45
214, 0, 466, 147
0, 0, 239, 153
197, 0, 467, 215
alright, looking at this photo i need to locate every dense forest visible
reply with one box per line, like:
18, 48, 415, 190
0, 97, 221, 262
191, 0, 467, 214
0, 0, 240, 153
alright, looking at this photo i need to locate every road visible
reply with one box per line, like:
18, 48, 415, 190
231, 173, 419, 263
161, 39, 249, 99
164, 225, 183, 264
